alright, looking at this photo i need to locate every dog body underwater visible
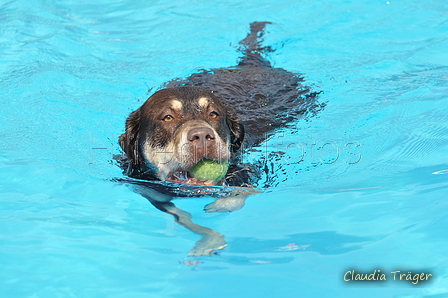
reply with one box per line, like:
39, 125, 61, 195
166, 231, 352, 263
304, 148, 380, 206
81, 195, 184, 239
117, 22, 322, 257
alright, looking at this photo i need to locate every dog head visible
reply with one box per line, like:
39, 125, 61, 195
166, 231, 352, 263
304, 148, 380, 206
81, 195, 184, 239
119, 86, 244, 185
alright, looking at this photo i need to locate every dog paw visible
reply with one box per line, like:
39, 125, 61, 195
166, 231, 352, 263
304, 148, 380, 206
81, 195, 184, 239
188, 232, 227, 257
204, 196, 246, 213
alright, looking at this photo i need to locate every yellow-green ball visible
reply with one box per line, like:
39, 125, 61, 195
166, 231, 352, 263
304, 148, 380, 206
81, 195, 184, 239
189, 159, 229, 182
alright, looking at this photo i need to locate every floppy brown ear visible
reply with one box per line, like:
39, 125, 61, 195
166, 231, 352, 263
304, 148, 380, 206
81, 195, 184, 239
226, 108, 245, 152
119, 109, 145, 177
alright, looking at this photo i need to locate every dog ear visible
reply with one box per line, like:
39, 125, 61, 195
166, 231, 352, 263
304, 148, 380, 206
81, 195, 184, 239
119, 109, 145, 177
226, 108, 245, 152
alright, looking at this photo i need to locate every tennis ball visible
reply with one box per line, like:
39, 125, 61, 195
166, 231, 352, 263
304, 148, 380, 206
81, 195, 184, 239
189, 159, 229, 182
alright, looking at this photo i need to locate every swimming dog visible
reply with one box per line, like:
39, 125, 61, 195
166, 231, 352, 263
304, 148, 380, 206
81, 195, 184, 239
117, 22, 322, 257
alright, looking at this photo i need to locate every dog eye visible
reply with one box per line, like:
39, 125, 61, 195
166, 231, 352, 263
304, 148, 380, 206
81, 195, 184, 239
209, 111, 219, 119
162, 115, 174, 122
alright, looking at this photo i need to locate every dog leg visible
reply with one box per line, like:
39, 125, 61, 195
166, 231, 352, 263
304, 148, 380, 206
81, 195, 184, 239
133, 185, 227, 256
152, 200, 227, 256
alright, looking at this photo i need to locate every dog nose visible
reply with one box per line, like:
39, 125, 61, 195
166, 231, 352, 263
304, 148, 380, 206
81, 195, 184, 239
187, 127, 215, 143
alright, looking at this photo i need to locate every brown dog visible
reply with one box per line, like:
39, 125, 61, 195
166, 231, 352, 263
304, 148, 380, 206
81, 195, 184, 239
117, 22, 322, 257
118, 22, 321, 188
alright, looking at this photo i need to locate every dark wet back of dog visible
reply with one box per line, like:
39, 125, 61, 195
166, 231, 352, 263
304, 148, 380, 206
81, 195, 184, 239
163, 22, 323, 187
165, 22, 322, 148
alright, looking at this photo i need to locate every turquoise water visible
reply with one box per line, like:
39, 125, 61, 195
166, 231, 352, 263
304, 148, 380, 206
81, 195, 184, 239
1, 0, 448, 297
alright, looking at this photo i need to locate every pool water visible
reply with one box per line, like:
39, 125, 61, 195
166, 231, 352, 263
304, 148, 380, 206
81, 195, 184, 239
1, 0, 448, 297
